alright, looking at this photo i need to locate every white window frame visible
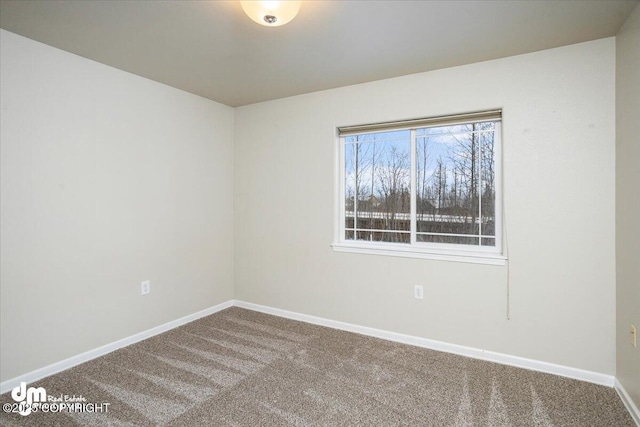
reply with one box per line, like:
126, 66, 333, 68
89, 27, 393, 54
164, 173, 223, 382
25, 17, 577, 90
332, 111, 506, 266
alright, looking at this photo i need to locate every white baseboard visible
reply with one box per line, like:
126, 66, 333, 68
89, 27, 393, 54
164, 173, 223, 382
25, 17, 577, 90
0, 300, 233, 395
615, 378, 640, 426
233, 300, 615, 387
0, 298, 619, 399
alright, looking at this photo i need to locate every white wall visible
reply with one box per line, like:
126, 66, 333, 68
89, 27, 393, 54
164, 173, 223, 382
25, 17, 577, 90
0, 30, 235, 382
234, 39, 616, 375
0, 27, 621, 385
616, 4, 640, 409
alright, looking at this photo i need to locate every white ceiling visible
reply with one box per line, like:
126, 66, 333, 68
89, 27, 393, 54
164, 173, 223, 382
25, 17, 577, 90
1, 0, 638, 107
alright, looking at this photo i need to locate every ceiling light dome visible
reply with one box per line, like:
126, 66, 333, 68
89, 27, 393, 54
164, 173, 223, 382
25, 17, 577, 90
241, 1, 301, 27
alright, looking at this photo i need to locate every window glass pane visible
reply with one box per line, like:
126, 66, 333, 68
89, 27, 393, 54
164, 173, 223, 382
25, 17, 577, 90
417, 124, 480, 241
417, 234, 480, 246
356, 230, 410, 244
345, 142, 355, 238
481, 237, 496, 247
351, 130, 411, 244
480, 122, 496, 246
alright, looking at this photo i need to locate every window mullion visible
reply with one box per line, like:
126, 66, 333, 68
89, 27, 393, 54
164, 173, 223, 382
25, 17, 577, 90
410, 129, 417, 245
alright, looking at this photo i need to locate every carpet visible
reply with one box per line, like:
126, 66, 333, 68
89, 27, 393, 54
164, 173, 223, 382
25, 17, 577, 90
0, 307, 634, 426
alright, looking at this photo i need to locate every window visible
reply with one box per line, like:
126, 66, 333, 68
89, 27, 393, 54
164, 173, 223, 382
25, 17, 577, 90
333, 110, 504, 265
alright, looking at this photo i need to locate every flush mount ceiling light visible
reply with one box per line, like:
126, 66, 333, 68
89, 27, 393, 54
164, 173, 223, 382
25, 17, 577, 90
241, 1, 301, 27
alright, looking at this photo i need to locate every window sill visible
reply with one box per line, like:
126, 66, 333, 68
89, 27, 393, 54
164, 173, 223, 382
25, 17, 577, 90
331, 242, 507, 266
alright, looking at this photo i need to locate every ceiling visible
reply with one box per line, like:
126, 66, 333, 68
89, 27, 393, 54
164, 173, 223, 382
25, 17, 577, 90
1, 0, 638, 107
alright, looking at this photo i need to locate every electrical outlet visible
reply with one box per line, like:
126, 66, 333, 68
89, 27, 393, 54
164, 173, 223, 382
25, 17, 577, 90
414, 285, 424, 300
141, 280, 150, 295
632, 325, 637, 348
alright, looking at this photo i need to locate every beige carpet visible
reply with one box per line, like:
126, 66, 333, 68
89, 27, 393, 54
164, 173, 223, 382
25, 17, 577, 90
0, 307, 634, 426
